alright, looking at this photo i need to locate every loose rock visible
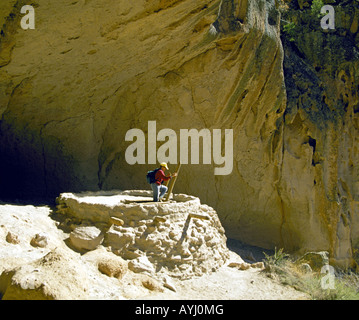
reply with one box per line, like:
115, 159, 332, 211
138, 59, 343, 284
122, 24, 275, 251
30, 233, 48, 248
70, 226, 104, 251
109, 217, 124, 227
128, 256, 155, 275
98, 258, 128, 279
136, 274, 164, 292
6, 231, 20, 244
163, 275, 177, 292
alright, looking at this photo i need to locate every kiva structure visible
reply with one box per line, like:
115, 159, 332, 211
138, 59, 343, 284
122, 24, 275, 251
56, 190, 230, 279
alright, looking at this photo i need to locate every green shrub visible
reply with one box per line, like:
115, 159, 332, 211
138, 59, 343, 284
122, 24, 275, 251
282, 22, 297, 42
311, 0, 325, 18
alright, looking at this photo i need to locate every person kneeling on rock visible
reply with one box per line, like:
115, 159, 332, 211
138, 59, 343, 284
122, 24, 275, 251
150, 162, 176, 202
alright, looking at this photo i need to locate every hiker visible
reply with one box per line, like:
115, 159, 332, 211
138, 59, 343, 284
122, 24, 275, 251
149, 162, 177, 202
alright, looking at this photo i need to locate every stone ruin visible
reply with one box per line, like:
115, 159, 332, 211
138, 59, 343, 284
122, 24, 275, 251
56, 190, 230, 279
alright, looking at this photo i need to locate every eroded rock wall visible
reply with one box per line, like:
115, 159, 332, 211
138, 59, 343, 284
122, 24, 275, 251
0, 0, 286, 243
280, 0, 359, 267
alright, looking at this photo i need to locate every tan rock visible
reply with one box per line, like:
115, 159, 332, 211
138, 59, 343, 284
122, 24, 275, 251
239, 263, 251, 271
251, 262, 265, 269
228, 262, 241, 268
6, 231, 20, 245
128, 256, 155, 275
106, 225, 135, 251
163, 275, 177, 292
153, 216, 166, 224
30, 233, 48, 248
109, 217, 124, 227
98, 258, 127, 280
81, 245, 128, 280
228, 261, 252, 270
70, 226, 104, 251
296, 251, 329, 272
135, 274, 164, 292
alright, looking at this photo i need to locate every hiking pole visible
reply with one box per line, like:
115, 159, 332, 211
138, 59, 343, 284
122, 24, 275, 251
164, 175, 170, 187
164, 169, 173, 187
165, 162, 181, 201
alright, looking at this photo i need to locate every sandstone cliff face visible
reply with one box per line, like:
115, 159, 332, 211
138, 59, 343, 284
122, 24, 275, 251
280, 0, 359, 268
0, 0, 358, 268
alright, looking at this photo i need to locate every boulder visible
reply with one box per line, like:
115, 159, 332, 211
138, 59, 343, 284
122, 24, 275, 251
98, 258, 127, 280
128, 256, 155, 275
296, 251, 329, 272
81, 246, 128, 280
70, 226, 104, 251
